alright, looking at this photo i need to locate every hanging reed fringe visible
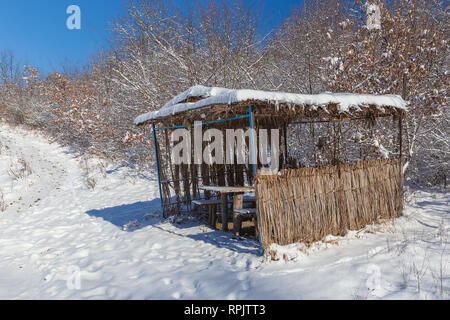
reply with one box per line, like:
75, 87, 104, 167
256, 158, 404, 251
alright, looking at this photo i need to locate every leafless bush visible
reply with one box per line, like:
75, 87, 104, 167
80, 157, 112, 190
0, 189, 6, 212
411, 254, 429, 293
399, 260, 412, 288
8, 158, 32, 180
430, 245, 448, 298
80, 157, 97, 190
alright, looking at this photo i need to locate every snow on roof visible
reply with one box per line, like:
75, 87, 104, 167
134, 85, 407, 125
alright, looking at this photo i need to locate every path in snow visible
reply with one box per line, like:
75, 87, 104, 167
0, 124, 448, 299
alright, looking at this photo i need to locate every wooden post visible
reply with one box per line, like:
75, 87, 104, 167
211, 204, 217, 229
232, 192, 244, 235
208, 204, 217, 228
221, 193, 228, 231
255, 181, 264, 256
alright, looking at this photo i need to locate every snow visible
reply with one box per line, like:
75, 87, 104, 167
134, 85, 407, 125
0, 124, 448, 300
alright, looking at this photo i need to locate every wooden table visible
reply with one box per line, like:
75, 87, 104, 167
199, 186, 255, 232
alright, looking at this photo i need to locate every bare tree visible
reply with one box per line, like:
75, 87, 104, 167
325, 0, 449, 185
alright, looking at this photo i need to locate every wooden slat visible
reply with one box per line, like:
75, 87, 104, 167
192, 199, 223, 206
199, 185, 255, 193
234, 208, 257, 214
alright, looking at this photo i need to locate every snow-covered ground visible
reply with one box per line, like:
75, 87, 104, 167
0, 124, 448, 300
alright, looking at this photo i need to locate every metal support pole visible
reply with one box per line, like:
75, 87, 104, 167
398, 112, 404, 186
283, 124, 288, 169
399, 112, 403, 162
249, 105, 257, 177
249, 105, 263, 256
152, 122, 165, 218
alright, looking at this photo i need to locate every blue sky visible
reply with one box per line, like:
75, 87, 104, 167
0, 0, 302, 74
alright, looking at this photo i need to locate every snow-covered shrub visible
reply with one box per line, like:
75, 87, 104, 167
8, 158, 32, 180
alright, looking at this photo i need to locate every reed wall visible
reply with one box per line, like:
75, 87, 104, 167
255, 158, 404, 251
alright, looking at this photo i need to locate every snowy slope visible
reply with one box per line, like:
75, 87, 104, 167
0, 124, 448, 300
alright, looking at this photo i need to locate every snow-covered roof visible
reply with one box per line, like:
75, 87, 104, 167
134, 85, 407, 125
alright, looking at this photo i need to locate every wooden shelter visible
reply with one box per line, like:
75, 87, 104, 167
135, 85, 407, 254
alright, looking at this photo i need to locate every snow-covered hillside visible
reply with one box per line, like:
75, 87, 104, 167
0, 124, 448, 299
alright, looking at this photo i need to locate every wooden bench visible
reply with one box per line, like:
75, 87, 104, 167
199, 185, 255, 232
233, 208, 257, 236
192, 199, 223, 227
193, 196, 256, 229
192, 199, 223, 206
192, 197, 255, 207
234, 208, 257, 214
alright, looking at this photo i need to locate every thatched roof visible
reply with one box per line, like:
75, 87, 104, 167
135, 85, 407, 125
